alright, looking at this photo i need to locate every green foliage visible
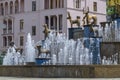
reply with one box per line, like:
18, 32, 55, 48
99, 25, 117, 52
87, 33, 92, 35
107, 6, 115, 16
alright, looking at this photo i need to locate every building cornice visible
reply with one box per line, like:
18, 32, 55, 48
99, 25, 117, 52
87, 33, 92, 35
67, 8, 107, 16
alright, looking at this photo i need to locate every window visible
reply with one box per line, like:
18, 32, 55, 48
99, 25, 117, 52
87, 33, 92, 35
59, 15, 63, 32
50, 16, 57, 30
10, 2, 13, 14
15, 1, 19, 13
20, 36, 24, 46
50, 0, 53, 9
59, 0, 64, 8
32, 26, 36, 36
76, 0, 80, 8
3, 37, 7, 47
10, 6, 13, 14
20, 19, 24, 31
93, 2, 97, 11
74, 0, 81, 8
45, 16, 49, 26
44, 0, 49, 9
32, 1, 36, 11
8, 36, 12, 46
8, 20, 12, 33
1, 7, 4, 15
50, 17, 54, 29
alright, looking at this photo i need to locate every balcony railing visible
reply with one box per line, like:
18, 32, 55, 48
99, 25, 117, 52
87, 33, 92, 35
8, 29, 12, 34
3, 29, 7, 34
3, 29, 13, 34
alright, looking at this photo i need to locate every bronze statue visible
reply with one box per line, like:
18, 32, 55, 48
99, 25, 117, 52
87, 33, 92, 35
67, 12, 80, 28
82, 7, 97, 26
43, 24, 50, 39
36, 45, 50, 58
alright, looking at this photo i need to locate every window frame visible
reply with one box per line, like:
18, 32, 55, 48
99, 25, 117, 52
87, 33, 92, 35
32, 1, 36, 11
32, 26, 36, 36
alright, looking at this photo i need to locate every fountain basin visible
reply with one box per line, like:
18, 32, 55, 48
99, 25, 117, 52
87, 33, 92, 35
35, 58, 50, 65
0, 65, 120, 78
26, 62, 35, 65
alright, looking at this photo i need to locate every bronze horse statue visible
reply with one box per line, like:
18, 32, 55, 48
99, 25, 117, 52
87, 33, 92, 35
43, 24, 50, 39
67, 12, 80, 28
82, 7, 97, 25
82, 7, 97, 31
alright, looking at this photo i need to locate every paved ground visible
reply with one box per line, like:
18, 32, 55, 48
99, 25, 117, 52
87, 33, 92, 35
0, 77, 120, 80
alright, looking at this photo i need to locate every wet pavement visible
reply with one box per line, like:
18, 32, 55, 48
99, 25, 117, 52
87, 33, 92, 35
0, 77, 120, 80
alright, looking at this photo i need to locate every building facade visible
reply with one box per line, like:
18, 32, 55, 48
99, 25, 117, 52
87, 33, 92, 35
0, 0, 106, 52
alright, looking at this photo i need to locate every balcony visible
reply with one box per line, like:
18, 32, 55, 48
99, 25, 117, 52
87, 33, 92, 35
8, 29, 12, 34
2, 29, 13, 35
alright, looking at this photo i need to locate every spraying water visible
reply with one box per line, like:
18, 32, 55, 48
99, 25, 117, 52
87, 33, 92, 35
24, 33, 36, 62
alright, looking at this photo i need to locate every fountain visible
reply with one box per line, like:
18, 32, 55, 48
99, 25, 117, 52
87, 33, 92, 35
1, 6, 120, 78
24, 33, 36, 65
3, 33, 36, 65
3, 43, 24, 65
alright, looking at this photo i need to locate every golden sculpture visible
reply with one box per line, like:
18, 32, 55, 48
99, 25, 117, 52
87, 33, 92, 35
67, 12, 80, 28
82, 7, 97, 32
82, 7, 97, 26
43, 24, 50, 39
36, 45, 50, 58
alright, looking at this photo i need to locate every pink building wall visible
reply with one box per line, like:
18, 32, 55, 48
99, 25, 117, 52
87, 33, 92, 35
0, 0, 106, 52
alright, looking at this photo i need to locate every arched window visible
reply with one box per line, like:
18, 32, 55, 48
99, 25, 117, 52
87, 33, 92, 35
5, 2, 8, 15
1, 3, 4, 15
10, 1, 13, 14
15, 0, 19, 13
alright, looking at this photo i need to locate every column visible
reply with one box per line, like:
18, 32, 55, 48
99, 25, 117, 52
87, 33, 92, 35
19, 0, 21, 12
49, 0, 50, 9
49, 16, 51, 29
57, 0, 59, 8
62, 0, 64, 8
7, 36, 8, 47
6, 19, 8, 34
13, 1, 15, 14
53, 0, 55, 8
12, 18, 14, 33
60, 0, 62, 8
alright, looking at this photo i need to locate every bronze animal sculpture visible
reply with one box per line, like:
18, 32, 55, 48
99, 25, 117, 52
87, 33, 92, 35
36, 45, 50, 58
82, 7, 97, 26
67, 12, 80, 28
43, 24, 50, 39
82, 7, 97, 32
